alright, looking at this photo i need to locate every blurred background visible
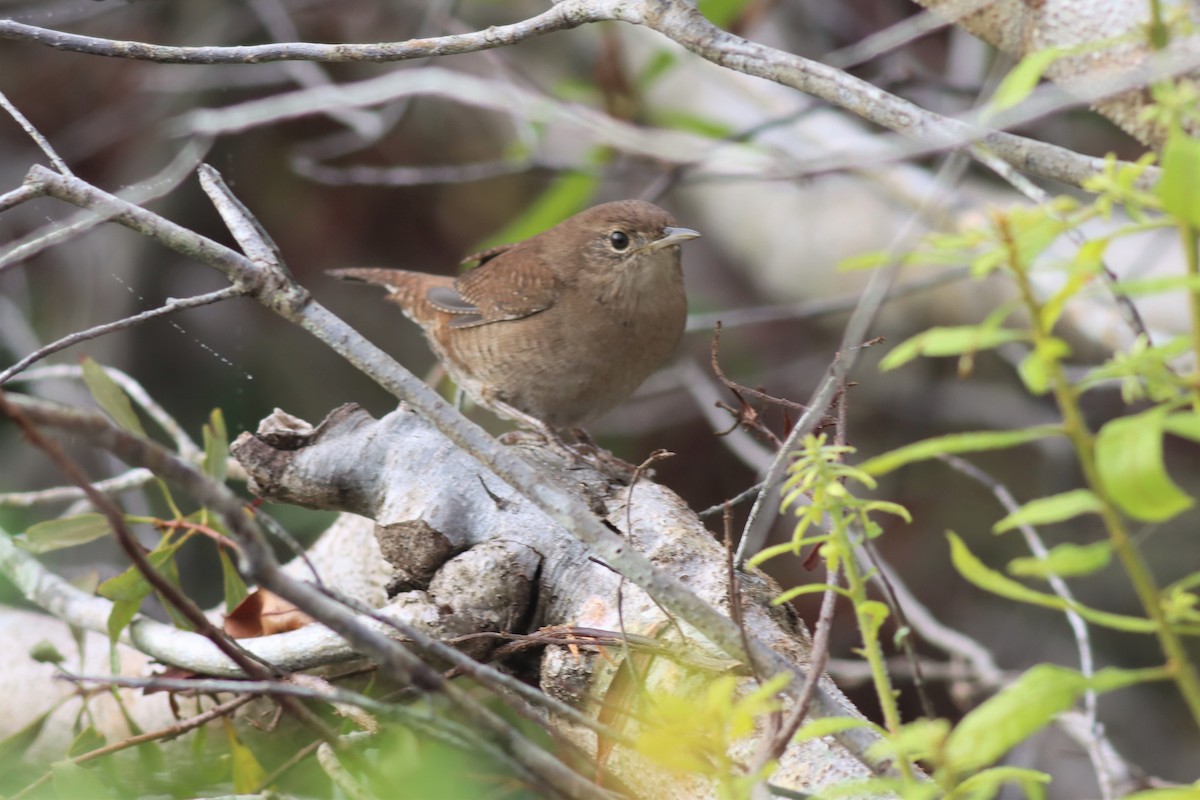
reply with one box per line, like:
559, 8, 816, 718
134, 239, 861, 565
0, 0, 1195, 795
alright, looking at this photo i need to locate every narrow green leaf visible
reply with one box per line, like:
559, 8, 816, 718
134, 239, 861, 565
80, 358, 146, 437
989, 48, 1064, 114
51, 760, 117, 800
97, 544, 181, 602
837, 250, 892, 271
1089, 665, 1173, 693
947, 532, 1155, 632
652, 110, 733, 139
225, 721, 267, 793
202, 408, 228, 483
98, 542, 183, 641
636, 50, 677, 89
67, 726, 106, 758
474, 171, 599, 251
858, 426, 1063, 476
992, 489, 1103, 533
105, 598, 140, 643
155, 550, 194, 632
944, 664, 1085, 774
1009, 541, 1112, 579
0, 708, 54, 763
20, 514, 112, 554
698, 0, 752, 27
865, 718, 949, 763
1164, 411, 1200, 443
219, 546, 249, 614
1156, 128, 1200, 227
1017, 350, 1052, 395
1017, 337, 1071, 395
879, 326, 1027, 371
1095, 406, 1193, 523
955, 767, 1051, 800
1111, 274, 1200, 297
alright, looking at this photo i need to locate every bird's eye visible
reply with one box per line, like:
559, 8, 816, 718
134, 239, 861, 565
609, 230, 630, 251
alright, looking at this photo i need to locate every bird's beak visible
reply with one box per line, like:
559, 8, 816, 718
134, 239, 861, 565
641, 226, 701, 252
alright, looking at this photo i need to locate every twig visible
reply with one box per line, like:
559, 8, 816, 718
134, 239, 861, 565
0, 1, 1169, 188
18, 363, 202, 459
734, 150, 971, 566
0, 466, 155, 507
0, 87, 73, 176
686, 267, 972, 333
938, 453, 1118, 800
0, 391, 339, 746
0, 286, 247, 385
9, 693, 255, 800
12, 164, 894, 776
0, 137, 213, 274
698, 480, 766, 519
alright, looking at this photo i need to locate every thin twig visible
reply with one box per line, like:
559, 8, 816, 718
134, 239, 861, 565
10, 693, 255, 800
0, 286, 247, 385
734, 150, 971, 566
0, 87, 73, 176
0, 391, 339, 746
938, 453, 1118, 800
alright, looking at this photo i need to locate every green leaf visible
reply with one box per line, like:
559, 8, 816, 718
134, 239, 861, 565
97, 542, 183, 641
1017, 350, 1052, 395
226, 721, 267, 794
879, 326, 1028, 371
202, 408, 228, 483
988, 48, 1064, 114
1164, 411, 1200, 443
474, 171, 599, 251
652, 110, 733, 139
944, 664, 1085, 774
858, 426, 1063, 476
80, 358, 146, 438
219, 546, 249, 614
1009, 541, 1112, 579
1016, 337, 1070, 396
1156, 128, 1200, 227
51, 760, 117, 800
105, 598, 141, 643
97, 544, 181, 602
67, 726, 106, 759
1111, 274, 1200, 297
1095, 406, 1193, 523
20, 514, 112, 554
1089, 665, 1173, 693
0, 707, 54, 763
697, 0, 751, 27
636, 50, 677, 88
955, 767, 1051, 800
992, 489, 1103, 533
947, 532, 1155, 632
865, 718, 948, 763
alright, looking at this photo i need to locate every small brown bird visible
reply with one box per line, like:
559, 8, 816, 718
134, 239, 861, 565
330, 199, 699, 431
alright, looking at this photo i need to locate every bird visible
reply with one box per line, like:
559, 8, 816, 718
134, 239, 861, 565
329, 199, 700, 433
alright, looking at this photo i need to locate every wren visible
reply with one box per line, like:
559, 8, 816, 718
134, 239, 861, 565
329, 199, 700, 431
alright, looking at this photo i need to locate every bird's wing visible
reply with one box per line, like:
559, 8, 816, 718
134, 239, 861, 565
433, 244, 560, 330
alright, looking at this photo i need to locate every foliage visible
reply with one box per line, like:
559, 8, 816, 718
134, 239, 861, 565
756, 82, 1200, 797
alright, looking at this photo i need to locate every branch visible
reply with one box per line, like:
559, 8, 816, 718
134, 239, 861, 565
1, 0, 1169, 189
